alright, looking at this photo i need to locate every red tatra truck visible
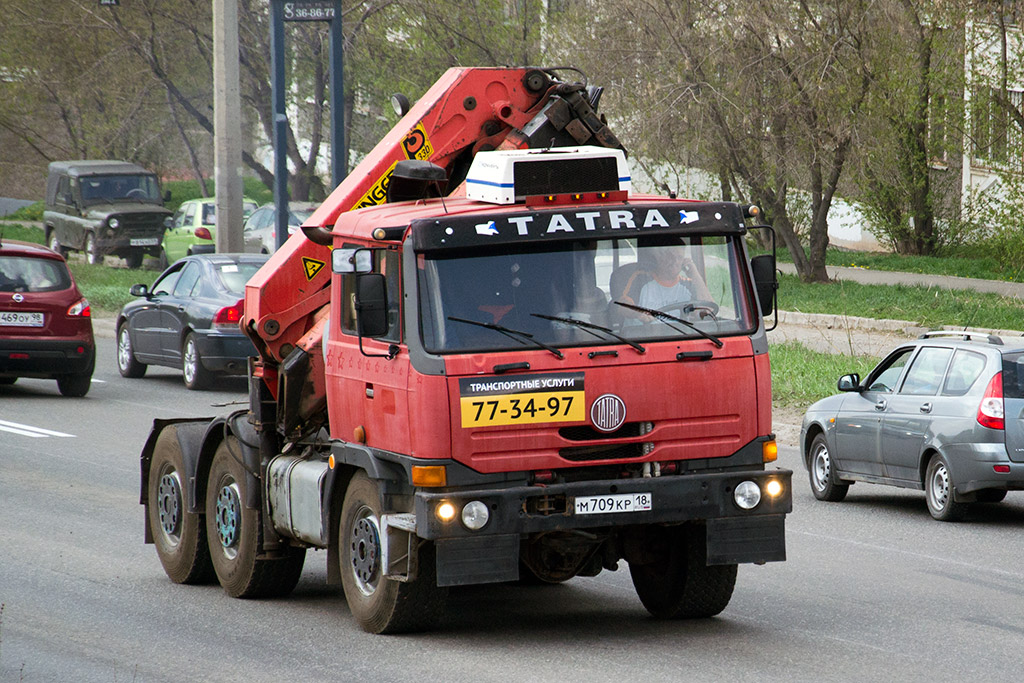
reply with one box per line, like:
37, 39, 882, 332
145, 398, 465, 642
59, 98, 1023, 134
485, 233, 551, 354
140, 66, 791, 634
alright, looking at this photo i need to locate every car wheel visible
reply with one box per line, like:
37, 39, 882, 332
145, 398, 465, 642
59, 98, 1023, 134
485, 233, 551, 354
57, 371, 92, 397
117, 324, 147, 378
182, 333, 212, 390
157, 249, 169, 270
629, 522, 736, 619
205, 435, 305, 598
124, 250, 144, 269
46, 228, 67, 258
149, 427, 214, 584
808, 433, 849, 502
85, 232, 103, 265
340, 472, 447, 634
925, 453, 966, 522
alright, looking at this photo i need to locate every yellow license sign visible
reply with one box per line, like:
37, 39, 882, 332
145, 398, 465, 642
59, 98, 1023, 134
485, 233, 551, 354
459, 373, 585, 428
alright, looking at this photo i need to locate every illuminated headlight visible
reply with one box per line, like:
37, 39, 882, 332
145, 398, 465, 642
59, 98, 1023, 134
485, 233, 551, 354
108, 218, 120, 229
435, 502, 456, 522
765, 479, 783, 498
461, 501, 489, 531
734, 480, 761, 510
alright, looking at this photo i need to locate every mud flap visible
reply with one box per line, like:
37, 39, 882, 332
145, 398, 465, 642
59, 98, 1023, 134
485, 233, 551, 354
435, 534, 519, 586
705, 515, 786, 565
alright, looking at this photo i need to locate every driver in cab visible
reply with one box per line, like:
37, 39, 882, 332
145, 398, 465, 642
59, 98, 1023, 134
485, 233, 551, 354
621, 244, 713, 323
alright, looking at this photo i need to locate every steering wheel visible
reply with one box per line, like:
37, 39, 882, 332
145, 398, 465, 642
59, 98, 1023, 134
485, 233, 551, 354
658, 299, 719, 319
126, 188, 147, 199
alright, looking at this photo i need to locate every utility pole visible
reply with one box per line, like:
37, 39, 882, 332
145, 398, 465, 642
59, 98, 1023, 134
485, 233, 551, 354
213, 0, 244, 252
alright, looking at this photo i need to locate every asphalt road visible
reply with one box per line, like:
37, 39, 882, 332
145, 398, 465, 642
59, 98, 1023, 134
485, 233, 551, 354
3, 335, 1024, 682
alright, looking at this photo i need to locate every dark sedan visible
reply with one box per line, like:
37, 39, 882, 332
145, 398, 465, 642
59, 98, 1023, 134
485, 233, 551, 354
115, 253, 268, 389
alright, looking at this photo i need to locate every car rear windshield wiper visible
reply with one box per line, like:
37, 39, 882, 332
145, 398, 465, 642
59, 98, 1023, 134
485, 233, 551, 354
612, 301, 723, 348
530, 313, 645, 354
447, 316, 564, 359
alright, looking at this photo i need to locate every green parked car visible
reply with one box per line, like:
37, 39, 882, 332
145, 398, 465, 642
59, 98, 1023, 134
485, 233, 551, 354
162, 197, 257, 265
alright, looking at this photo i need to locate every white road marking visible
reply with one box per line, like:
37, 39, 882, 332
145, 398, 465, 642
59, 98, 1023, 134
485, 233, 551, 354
0, 420, 75, 438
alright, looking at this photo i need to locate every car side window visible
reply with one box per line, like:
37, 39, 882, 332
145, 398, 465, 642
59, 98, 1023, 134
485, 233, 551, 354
899, 346, 952, 395
943, 349, 987, 396
152, 263, 185, 296
867, 348, 914, 393
173, 262, 202, 298
183, 203, 197, 227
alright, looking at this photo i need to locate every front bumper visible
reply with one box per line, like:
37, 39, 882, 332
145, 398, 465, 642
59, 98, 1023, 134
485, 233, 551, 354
192, 329, 256, 374
97, 233, 164, 256
0, 339, 95, 378
411, 468, 791, 585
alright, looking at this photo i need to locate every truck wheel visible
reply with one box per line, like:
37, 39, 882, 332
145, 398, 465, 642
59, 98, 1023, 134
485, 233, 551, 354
46, 228, 67, 258
148, 427, 214, 584
808, 433, 849, 502
117, 324, 147, 378
629, 523, 736, 619
925, 453, 966, 522
85, 232, 103, 265
124, 250, 144, 269
339, 472, 447, 633
182, 333, 212, 390
205, 436, 306, 598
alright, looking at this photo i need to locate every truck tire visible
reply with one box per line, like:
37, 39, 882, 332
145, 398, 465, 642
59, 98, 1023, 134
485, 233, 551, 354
205, 436, 306, 598
85, 232, 103, 265
182, 333, 212, 390
46, 228, 67, 258
148, 427, 214, 584
808, 433, 849, 502
124, 250, 144, 269
629, 523, 736, 619
340, 472, 447, 633
117, 324, 147, 378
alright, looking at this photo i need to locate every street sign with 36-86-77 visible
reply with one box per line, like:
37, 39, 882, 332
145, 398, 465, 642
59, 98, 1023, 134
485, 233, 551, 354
284, 1, 335, 21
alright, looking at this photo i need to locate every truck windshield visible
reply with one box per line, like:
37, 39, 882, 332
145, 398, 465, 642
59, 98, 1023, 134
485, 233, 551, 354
80, 174, 161, 204
417, 235, 756, 354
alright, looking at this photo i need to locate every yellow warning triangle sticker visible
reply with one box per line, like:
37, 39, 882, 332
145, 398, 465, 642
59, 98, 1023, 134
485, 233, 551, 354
301, 256, 325, 281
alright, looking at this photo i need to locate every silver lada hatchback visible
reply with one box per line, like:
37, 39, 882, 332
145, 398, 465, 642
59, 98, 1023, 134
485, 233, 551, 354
801, 331, 1024, 521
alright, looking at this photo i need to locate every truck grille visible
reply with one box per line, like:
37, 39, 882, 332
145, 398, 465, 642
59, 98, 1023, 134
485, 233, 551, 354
114, 213, 165, 236
559, 423, 642, 441
560, 443, 645, 462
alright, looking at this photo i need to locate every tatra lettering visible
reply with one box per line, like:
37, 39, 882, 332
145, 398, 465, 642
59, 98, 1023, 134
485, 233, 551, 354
608, 210, 636, 229
507, 215, 534, 235
576, 211, 601, 230
546, 214, 574, 233
642, 209, 670, 228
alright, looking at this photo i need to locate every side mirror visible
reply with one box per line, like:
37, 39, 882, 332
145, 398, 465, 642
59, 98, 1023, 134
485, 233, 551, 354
355, 273, 388, 338
163, 190, 172, 203
129, 283, 150, 298
750, 253, 777, 317
837, 373, 861, 392
332, 248, 373, 274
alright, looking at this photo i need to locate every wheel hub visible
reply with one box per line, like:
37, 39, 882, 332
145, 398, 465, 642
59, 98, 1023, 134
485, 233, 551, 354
350, 515, 381, 593
118, 332, 131, 369
157, 471, 182, 541
812, 446, 830, 490
215, 482, 241, 555
931, 465, 950, 509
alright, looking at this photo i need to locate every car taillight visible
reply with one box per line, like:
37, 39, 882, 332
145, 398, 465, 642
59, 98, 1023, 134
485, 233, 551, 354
977, 372, 1004, 430
194, 227, 213, 240
67, 298, 91, 317
213, 299, 243, 330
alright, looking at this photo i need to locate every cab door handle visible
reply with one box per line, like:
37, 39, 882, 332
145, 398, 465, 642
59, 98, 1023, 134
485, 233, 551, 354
920, 402, 932, 413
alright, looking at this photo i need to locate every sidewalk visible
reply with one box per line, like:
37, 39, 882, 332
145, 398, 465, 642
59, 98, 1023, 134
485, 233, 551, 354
778, 262, 1024, 299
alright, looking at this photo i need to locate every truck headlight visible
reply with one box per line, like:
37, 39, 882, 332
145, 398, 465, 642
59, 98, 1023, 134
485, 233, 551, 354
734, 480, 761, 510
108, 218, 120, 229
461, 501, 489, 530
435, 502, 456, 522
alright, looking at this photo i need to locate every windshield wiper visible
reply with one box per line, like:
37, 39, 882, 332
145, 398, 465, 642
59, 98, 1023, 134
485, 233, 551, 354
530, 313, 645, 354
612, 301, 723, 348
447, 316, 564, 359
